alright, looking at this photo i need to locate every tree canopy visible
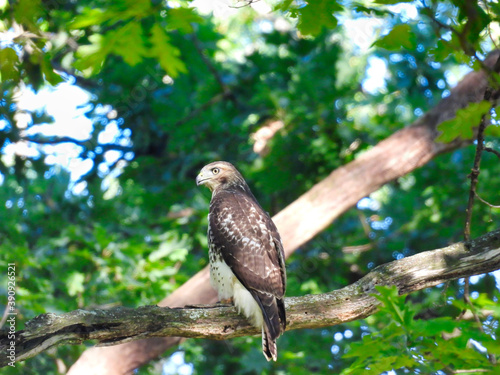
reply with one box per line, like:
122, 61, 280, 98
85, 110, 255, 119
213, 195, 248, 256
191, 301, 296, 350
1, 0, 500, 374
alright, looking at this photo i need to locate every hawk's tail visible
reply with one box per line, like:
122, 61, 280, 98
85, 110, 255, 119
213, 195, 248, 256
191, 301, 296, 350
262, 326, 277, 361
254, 293, 286, 361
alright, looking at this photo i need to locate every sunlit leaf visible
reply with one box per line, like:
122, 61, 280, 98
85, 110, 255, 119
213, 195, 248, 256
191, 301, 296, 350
70, 8, 110, 29
274, 0, 341, 36
166, 7, 204, 34
373, 23, 416, 50
108, 22, 147, 66
13, 0, 42, 29
74, 33, 107, 75
41, 55, 64, 85
437, 101, 491, 143
74, 22, 147, 75
273, 0, 294, 12
485, 124, 500, 136
297, 0, 340, 36
0, 47, 20, 81
373, 285, 415, 327
66, 272, 85, 296
149, 24, 187, 77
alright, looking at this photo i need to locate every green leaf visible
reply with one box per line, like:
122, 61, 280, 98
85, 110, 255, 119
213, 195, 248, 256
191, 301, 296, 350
373, 24, 416, 50
148, 232, 189, 262
412, 317, 457, 336
275, 0, 341, 36
66, 272, 85, 296
149, 24, 187, 77
166, 7, 204, 34
108, 22, 147, 66
74, 22, 147, 75
273, 0, 294, 12
13, 0, 43, 30
373, 285, 413, 326
485, 124, 500, 136
436, 101, 491, 143
352, 4, 391, 17
41, 55, 64, 85
0, 47, 20, 81
70, 0, 152, 29
74, 33, 107, 75
70, 8, 110, 29
297, 0, 341, 36
429, 40, 454, 62
459, 3, 491, 46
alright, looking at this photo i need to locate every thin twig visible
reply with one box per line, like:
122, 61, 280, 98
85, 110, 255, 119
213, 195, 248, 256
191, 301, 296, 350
464, 88, 492, 242
484, 147, 500, 159
462, 279, 484, 331
173, 92, 227, 127
229, 0, 260, 9
191, 34, 238, 108
475, 192, 500, 209
461, 66, 498, 363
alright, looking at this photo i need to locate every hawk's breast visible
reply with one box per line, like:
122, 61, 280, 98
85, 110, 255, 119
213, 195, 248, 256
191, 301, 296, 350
207, 209, 265, 328
208, 222, 235, 299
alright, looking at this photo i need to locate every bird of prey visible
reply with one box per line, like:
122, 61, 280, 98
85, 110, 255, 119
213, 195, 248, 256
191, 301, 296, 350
196, 161, 286, 361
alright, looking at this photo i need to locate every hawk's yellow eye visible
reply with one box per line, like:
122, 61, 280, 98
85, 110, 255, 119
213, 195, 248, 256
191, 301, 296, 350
212, 168, 220, 175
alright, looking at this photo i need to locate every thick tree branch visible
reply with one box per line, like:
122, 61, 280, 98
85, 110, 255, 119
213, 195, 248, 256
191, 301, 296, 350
3, 228, 500, 368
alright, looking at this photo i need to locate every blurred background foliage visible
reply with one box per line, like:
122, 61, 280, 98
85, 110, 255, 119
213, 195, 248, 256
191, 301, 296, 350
1, 0, 500, 374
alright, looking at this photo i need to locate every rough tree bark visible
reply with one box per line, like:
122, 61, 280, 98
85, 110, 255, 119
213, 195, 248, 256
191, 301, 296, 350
67, 51, 500, 374
2, 228, 499, 367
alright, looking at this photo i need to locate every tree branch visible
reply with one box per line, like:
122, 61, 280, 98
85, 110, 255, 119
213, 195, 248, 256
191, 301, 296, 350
463, 88, 492, 242
3, 228, 500, 368
475, 192, 500, 209
173, 92, 232, 127
191, 34, 238, 107
24, 136, 133, 153
485, 147, 500, 159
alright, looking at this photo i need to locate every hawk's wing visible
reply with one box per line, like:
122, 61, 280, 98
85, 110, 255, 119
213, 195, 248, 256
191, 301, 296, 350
209, 190, 286, 337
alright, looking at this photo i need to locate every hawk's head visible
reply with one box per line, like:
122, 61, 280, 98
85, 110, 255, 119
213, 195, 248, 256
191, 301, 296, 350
196, 161, 246, 192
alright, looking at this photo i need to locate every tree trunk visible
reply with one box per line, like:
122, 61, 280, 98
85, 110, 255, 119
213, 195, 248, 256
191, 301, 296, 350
67, 51, 500, 374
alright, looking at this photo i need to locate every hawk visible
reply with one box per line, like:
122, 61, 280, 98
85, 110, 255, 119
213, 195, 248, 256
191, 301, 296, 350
196, 161, 286, 361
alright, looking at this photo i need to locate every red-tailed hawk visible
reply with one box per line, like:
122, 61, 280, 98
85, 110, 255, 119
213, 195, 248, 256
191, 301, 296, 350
196, 161, 286, 361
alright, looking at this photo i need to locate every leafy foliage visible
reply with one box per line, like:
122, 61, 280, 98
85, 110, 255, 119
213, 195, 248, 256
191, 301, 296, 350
342, 286, 500, 374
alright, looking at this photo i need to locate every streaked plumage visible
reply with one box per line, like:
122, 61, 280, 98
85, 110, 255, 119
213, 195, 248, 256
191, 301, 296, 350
196, 161, 286, 361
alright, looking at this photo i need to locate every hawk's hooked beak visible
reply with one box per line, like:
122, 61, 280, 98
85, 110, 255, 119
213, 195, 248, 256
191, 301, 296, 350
196, 172, 207, 186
